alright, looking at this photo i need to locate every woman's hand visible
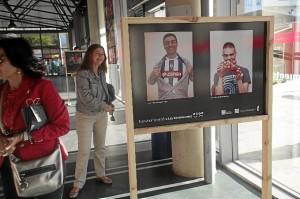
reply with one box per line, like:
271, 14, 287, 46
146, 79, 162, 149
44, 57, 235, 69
110, 104, 115, 112
2, 133, 23, 156
104, 103, 115, 112
0, 135, 9, 156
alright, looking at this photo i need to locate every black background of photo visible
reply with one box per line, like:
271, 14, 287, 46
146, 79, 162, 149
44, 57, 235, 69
129, 22, 267, 128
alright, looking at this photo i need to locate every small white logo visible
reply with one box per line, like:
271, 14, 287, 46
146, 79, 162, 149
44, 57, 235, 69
193, 112, 204, 118
257, 106, 260, 111
234, 109, 239, 114
221, 110, 232, 115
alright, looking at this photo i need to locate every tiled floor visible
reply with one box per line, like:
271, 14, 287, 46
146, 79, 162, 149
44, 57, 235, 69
62, 143, 261, 199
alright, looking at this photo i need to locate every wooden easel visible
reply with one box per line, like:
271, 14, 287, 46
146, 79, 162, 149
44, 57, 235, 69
121, 16, 274, 199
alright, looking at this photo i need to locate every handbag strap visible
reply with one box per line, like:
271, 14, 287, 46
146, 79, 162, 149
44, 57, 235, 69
99, 73, 115, 121
0, 88, 5, 133
99, 73, 110, 104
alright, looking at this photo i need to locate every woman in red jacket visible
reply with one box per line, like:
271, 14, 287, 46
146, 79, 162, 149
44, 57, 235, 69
0, 37, 70, 199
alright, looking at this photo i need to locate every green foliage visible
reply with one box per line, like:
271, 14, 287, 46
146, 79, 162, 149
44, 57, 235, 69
41, 35, 59, 46
23, 35, 40, 46
23, 34, 59, 47
273, 78, 285, 85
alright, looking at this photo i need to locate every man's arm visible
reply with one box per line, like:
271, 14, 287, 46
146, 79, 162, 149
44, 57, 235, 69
237, 81, 249, 93
186, 64, 193, 81
214, 76, 224, 95
181, 57, 193, 81
148, 58, 165, 85
213, 63, 225, 95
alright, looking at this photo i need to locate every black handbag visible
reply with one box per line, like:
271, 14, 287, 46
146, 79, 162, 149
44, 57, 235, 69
106, 83, 116, 104
106, 83, 116, 121
100, 74, 116, 121
21, 100, 49, 132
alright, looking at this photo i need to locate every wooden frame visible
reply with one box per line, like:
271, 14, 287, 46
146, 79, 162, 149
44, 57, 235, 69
121, 16, 274, 199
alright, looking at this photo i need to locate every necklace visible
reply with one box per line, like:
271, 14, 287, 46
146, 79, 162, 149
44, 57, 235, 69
3, 97, 15, 131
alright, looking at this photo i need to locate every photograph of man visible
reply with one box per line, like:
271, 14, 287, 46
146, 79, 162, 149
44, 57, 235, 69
146, 32, 193, 101
73, 53, 81, 64
67, 53, 75, 65
210, 30, 253, 96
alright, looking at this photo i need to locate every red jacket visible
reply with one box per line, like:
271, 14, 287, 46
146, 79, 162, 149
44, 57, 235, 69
0, 77, 70, 166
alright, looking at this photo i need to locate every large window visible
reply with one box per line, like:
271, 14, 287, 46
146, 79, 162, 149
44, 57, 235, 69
235, 0, 300, 197
21, 32, 70, 76
214, 0, 299, 198
41, 33, 60, 47
23, 33, 42, 46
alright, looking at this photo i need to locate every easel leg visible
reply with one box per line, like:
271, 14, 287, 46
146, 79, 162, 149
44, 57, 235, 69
127, 130, 138, 198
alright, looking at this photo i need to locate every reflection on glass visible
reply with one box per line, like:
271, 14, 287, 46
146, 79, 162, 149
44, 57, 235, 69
237, 0, 300, 195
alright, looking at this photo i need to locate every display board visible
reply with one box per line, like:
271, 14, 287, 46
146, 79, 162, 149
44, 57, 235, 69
127, 19, 268, 129
121, 16, 274, 199
65, 50, 85, 73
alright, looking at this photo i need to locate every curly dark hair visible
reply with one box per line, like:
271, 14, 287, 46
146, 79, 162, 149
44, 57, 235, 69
0, 37, 46, 78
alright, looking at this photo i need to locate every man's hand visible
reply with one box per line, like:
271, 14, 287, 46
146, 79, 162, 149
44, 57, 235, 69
234, 67, 244, 80
217, 63, 225, 77
229, 61, 243, 80
223, 60, 231, 72
230, 60, 238, 72
148, 67, 161, 85
152, 68, 161, 78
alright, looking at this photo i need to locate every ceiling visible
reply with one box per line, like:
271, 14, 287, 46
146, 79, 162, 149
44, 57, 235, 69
0, 0, 86, 31
0, 0, 165, 32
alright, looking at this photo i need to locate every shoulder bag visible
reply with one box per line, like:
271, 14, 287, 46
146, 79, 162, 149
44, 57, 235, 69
100, 74, 116, 121
9, 143, 63, 197
106, 83, 116, 121
0, 89, 64, 197
106, 83, 116, 104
